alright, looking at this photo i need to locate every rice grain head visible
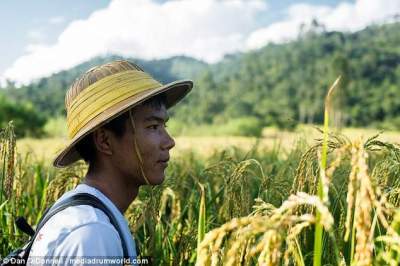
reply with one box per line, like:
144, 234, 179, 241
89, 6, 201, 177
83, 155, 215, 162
196, 192, 334, 266
353, 142, 373, 266
2, 122, 16, 200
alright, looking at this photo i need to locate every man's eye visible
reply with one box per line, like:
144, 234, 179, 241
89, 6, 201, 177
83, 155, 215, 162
148, 125, 158, 130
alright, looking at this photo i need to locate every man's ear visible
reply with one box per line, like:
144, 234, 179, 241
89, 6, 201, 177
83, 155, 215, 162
92, 128, 113, 156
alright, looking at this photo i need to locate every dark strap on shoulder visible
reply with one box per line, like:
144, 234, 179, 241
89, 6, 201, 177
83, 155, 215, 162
23, 193, 129, 260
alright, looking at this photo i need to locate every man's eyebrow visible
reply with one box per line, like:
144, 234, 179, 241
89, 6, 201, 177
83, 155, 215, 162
144, 115, 169, 123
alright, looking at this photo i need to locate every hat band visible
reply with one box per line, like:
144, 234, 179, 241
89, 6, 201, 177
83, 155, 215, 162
67, 70, 162, 139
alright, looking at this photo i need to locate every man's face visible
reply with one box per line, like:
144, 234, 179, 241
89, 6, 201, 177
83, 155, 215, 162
111, 103, 175, 186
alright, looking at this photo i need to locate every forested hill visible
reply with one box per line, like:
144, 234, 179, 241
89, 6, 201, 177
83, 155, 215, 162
176, 21, 400, 129
2, 21, 400, 136
2, 55, 207, 118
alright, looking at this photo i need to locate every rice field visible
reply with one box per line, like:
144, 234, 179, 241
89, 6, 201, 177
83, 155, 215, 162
3, 86, 400, 266
15, 125, 400, 163
2, 121, 400, 265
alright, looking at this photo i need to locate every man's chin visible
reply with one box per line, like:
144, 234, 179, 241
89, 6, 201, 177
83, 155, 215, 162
148, 174, 165, 185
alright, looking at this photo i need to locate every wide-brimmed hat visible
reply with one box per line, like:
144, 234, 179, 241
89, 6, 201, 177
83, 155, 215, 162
53, 60, 193, 168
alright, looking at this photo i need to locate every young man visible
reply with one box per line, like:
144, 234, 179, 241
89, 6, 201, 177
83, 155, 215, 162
27, 60, 193, 265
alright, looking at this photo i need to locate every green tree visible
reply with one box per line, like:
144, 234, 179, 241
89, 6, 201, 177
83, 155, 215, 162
0, 94, 46, 137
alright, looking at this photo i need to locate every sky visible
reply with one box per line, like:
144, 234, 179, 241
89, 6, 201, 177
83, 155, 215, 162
0, 0, 399, 85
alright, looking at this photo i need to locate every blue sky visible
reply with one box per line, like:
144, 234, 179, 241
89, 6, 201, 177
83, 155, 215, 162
0, 0, 109, 75
1, 0, 398, 84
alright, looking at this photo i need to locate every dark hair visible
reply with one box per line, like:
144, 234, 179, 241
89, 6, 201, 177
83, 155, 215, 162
75, 94, 166, 165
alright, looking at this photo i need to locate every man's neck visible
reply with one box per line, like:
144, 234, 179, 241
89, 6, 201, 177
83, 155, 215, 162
83, 166, 139, 213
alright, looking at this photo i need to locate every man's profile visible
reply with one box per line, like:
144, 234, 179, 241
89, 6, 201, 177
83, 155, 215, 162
27, 60, 193, 264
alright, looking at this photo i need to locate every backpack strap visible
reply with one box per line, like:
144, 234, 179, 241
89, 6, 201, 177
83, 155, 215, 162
23, 193, 129, 261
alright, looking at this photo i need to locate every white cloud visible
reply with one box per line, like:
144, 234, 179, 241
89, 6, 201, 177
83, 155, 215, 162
2, 0, 400, 84
2, 0, 266, 84
246, 0, 400, 49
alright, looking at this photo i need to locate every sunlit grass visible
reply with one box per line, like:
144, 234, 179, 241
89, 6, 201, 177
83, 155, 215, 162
3, 121, 400, 265
16, 126, 400, 164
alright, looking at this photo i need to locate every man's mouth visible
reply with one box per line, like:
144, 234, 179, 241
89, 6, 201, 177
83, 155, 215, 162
158, 157, 169, 167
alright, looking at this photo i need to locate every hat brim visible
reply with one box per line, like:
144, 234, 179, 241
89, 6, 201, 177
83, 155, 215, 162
53, 79, 193, 168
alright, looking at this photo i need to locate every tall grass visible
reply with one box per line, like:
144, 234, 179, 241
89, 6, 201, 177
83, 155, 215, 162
2, 114, 400, 265
314, 76, 341, 266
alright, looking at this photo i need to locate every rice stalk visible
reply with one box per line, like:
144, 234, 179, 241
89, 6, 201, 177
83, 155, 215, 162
314, 76, 341, 266
353, 141, 373, 265
126, 199, 147, 233
5, 124, 16, 201
0, 122, 16, 203
285, 237, 305, 266
291, 145, 319, 195
12, 153, 23, 205
219, 158, 264, 220
375, 210, 400, 265
159, 187, 181, 221
46, 171, 82, 206
197, 183, 206, 258
340, 138, 397, 266
0, 129, 5, 204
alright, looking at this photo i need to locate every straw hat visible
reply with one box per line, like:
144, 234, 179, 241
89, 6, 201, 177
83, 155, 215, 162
53, 60, 193, 168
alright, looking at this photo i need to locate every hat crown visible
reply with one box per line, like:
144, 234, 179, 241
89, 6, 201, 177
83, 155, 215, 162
65, 60, 144, 110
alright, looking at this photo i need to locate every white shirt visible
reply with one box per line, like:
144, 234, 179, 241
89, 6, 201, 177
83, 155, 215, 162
27, 184, 137, 265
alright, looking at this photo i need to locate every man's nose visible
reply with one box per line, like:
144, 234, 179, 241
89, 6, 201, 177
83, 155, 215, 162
162, 130, 175, 150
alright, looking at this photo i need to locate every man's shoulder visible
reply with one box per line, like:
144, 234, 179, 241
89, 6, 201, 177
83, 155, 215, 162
31, 205, 120, 256
45, 184, 118, 229
38, 203, 116, 238
50, 203, 112, 228
28, 184, 135, 258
